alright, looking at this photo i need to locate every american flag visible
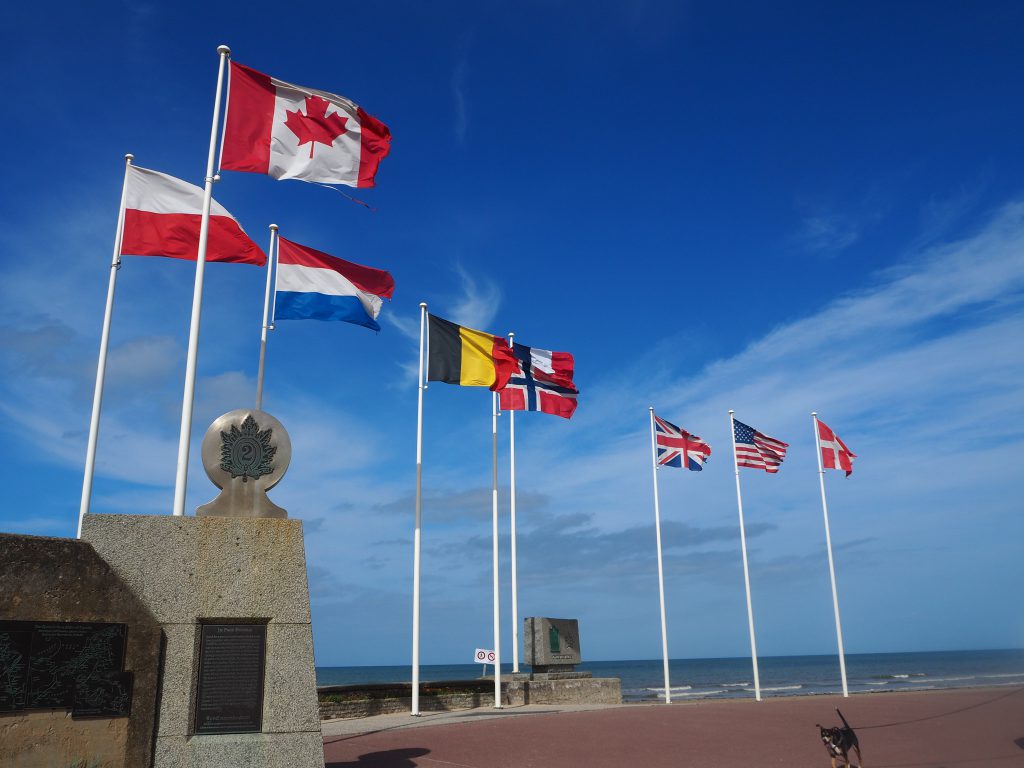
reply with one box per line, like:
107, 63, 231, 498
654, 414, 711, 471
733, 418, 788, 473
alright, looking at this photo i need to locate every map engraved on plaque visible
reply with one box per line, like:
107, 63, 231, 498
194, 624, 267, 734
0, 621, 131, 716
0, 628, 31, 711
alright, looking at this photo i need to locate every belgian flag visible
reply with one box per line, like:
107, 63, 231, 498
428, 315, 518, 390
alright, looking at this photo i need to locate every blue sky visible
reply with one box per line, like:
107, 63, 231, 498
1, 2, 1022, 667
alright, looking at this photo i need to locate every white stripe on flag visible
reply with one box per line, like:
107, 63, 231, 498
124, 165, 234, 218
276, 263, 382, 318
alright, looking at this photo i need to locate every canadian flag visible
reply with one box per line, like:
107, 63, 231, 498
220, 62, 391, 188
120, 165, 265, 265
816, 417, 856, 476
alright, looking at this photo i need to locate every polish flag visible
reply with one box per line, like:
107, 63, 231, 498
816, 418, 856, 476
120, 165, 265, 265
220, 62, 391, 188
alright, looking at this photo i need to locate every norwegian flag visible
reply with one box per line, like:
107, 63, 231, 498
654, 414, 711, 471
498, 342, 578, 419
816, 417, 856, 476
733, 417, 788, 473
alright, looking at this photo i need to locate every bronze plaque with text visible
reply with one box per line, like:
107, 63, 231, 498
194, 624, 266, 734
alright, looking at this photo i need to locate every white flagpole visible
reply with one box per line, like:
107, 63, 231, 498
648, 408, 672, 704
813, 412, 849, 697
491, 390, 503, 708
412, 302, 427, 716
255, 224, 278, 410
172, 44, 231, 517
507, 331, 520, 674
729, 410, 761, 701
78, 153, 134, 538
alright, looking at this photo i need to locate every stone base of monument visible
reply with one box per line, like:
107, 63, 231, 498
505, 676, 622, 705
81, 514, 323, 768
516, 616, 622, 705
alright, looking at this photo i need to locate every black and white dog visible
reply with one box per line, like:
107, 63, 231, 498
817, 708, 862, 767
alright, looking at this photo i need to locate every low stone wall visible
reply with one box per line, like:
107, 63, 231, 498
318, 677, 622, 719
506, 677, 621, 705
319, 680, 495, 720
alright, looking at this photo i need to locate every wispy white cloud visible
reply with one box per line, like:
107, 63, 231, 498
447, 263, 501, 330
794, 213, 861, 253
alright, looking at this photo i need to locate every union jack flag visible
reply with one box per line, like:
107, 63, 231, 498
654, 414, 711, 470
498, 342, 578, 419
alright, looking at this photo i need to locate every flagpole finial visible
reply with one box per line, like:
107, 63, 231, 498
217, 45, 231, 56
729, 409, 735, 415
269, 223, 279, 232
812, 411, 817, 417
419, 302, 427, 309
124, 153, 134, 163
649, 406, 654, 413
508, 331, 515, 340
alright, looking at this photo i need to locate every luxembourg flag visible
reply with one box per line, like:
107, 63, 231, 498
275, 238, 394, 331
220, 62, 391, 188
120, 165, 265, 265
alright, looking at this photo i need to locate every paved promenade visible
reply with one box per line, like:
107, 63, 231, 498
322, 685, 1024, 767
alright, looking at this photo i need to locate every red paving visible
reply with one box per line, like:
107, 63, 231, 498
323, 686, 1024, 767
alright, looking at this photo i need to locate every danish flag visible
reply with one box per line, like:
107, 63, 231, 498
816, 417, 856, 476
654, 414, 711, 471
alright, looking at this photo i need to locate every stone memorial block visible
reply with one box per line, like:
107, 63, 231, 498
82, 514, 324, 768
525, 617, 586, 676
0, 534, 161, 768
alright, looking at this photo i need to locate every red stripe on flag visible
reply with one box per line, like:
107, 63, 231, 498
277, 237, 394, 298
221, 62, 276, 175
490, 336, 518, 391
356, 106, 392, 189
121, 210, 266, 265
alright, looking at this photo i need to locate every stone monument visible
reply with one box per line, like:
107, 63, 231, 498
81, 408, 324, 768
0, 534, 162, 767
508, 616, 621, 705
525, 617, 587, 678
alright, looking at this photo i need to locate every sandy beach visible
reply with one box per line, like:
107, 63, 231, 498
322, 685, 1024, 767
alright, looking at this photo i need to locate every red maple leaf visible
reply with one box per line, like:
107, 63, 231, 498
284, 95, 349, 159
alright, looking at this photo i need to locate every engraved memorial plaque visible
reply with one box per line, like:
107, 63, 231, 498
0, 624, 31, 711
0, 621, 131, 716
194, 624, 266, 734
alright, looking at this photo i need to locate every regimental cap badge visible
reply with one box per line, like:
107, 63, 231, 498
220, 415, 276, 482
197, 409, 291, 519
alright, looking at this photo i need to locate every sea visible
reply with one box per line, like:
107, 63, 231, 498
317, 649, 1024, 702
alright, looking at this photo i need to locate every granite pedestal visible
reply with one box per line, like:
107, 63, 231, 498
81, 514, 323, 768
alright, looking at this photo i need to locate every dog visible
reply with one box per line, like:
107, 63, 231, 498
816, 708, 862, 768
